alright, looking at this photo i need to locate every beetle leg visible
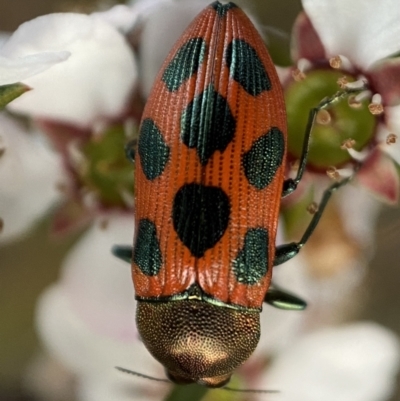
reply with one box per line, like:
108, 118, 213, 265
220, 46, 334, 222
282, 85, 367, 198
275, 169, 357, 266
112, 245, 133, 264
264, 285, 307, 310
125, 139, 136, 163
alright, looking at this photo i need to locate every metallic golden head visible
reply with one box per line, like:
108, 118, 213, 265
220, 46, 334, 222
136, 299, 260, 387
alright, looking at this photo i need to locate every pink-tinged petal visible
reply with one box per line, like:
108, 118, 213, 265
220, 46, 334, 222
35, 119, 91, 154
3, 14, 137, 128
302, 0, 400, 69
0, 114, 64, 244
368, 58, 400, 106
255, 323, 400, 401
356, 149, 399, 205
0, 51, 70, 86
291, 12, 325, 63
381, 106, 400, 163
337, 184, 381, 250
50, 199, 94, 237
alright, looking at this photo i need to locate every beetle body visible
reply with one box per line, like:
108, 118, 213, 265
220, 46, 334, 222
132, 1, 287, 387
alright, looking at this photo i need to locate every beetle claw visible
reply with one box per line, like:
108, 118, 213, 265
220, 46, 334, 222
112, 245, 133, 264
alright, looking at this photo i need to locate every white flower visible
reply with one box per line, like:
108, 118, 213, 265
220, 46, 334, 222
256, 323, 400, 401
2, 13, 137, 128
133, 0, 213, 96
292, 0, 400, 203
0, 114, 64, 244
36, 215, 168, 401
301, 0, 400, 70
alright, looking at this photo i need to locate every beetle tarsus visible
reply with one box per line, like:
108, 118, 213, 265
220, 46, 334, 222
112, 245, 133, 264
274, 242, 300, 266
125, 139, 136, 163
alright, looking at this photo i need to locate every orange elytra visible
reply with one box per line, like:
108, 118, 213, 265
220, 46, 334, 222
113, 0, 364, 388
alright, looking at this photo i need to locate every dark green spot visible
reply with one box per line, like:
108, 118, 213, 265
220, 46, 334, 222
232, 228, 269, 285
162, 38, 206, 92
211, 1, 238, 16
133, 219, 162, 276
243, 127, 285, 189
172, 184, 230, 257
181, 84, 236, 165
138, 118, 170, 180
226, 39, 271, 96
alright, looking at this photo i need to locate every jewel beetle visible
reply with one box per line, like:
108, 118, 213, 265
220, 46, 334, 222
114, 0, 364, 388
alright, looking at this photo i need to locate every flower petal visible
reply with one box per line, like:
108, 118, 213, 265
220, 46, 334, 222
36, 215, 168, 399
3, 13, 137, 128
302, 0, 400, 69
378, 106, 400, 165
368, 58, 400, 106
356, 148, 399, 205
59, 215, 137, 340
0, 114, 64, 244
257, 323, 400, 401
36, 287, 167, 400
138, 0, 211, 97
91, 5, 140, 33
0, 51, 70, 86
291, 12, 325, 63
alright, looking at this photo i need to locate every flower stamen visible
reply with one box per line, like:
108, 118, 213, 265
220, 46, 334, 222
368, 94, 384, 115
340, 138, 356, 150
326, 166, 340, 181
386, 133, 397, 145
348, 95, 362, 108
337, 76, 349, 89
307, 202, 318, 215
292, 68, 306, 82
316, 109, 331, 125
329, 56, 342, 69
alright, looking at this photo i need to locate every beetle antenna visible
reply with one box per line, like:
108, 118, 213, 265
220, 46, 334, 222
223, 386, 279, 394
116, 367, 279, 393
115, 366, 170, 383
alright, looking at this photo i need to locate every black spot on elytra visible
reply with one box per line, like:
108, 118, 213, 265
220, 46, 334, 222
181, 84, 236, 165
211, 1, 238, 16
172, 183, 230, 257
162, 38, 206, 92
243, 127, 285, 189
226, 39, 271, 96
232, 228, 269, 285
133, 219, 162, 276
138, 118, 170, 180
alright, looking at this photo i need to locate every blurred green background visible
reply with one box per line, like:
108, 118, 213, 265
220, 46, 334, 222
0, 0, 399, 400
